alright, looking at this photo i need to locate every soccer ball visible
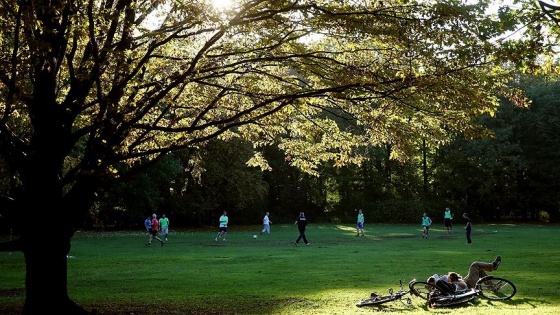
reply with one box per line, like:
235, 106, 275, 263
253, 235, 257, 239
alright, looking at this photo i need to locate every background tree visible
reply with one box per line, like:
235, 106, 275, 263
0, 0, 553, 313
187, 138, 269, 225
432, 119, 525, 221
509, 74, 560, 221
93, 152, 184, 228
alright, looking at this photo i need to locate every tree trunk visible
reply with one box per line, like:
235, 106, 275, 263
22, 234, 88, 314
18, 145, 90, 313
18, 197, 90, 314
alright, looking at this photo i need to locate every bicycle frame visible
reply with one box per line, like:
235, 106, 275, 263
356, 280, 411, 307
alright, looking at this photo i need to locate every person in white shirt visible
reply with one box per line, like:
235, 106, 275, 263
261, 212, 272, 235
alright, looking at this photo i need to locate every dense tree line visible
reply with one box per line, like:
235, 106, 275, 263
82, 74, 560, 229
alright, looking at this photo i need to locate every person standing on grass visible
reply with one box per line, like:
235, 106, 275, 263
463, 213, 472, 244
215, 211, 228, 241
144, 216, 152, 246
421, 212, 432, 239
147, 214, 164, 246
356, 209, 365, 237
261, 211, 272, 235
293, 212, 309, 246
444, 207, 453, 234
159, 213, 170, 242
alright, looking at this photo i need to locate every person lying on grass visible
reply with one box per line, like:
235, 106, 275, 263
427, 256, 502, 293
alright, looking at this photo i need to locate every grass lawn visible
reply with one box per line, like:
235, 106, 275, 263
1, 223, 559, 314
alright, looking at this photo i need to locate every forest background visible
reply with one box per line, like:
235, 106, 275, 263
85, 73, 560, 227
2, 74, 557, 232
0, 1, 558, 236
97, 74, 560, 228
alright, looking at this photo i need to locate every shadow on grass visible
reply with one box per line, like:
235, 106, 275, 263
483, 297, 542, 309
0, 288, 24, 296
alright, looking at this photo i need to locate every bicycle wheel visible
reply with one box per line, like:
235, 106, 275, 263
409, 281, 438, 300
356, 294, 399, 307
476, 276, 517, 300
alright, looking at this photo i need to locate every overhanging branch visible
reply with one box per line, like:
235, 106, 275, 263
539, 0, 560, 23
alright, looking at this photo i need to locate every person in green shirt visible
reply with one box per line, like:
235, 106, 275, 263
159, 213, 170, 242
421, 213, 432, 239
215, 211, 229, 242
444, 207, 453, 234
356, 209, 365, 237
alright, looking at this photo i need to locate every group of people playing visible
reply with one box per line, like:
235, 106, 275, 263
353, 206, 471, 242
212, 209, 501, 301
147, 209, 503, 310
211, 206, 474, 246
353, 207, 472, 242
212, 210, 310, 247
421, 208, 472, 244
144, 213, 169, 246
151, 210, 503, 305
213, 207, 470, 246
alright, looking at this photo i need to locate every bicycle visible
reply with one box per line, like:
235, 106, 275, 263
408, 275, 516, 308
356, 280, 412, 307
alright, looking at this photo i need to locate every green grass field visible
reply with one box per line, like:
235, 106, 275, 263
1, 223, 559, 314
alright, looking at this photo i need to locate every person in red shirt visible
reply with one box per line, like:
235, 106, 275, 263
146, 214, 164, 246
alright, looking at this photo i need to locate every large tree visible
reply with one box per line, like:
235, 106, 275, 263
0, 0, 553, 313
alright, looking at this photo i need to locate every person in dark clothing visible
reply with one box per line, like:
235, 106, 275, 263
463, 213, 472, 244
293, 212, 309, 246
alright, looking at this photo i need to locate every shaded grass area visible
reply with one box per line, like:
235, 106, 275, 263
1, 223, 559, 314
